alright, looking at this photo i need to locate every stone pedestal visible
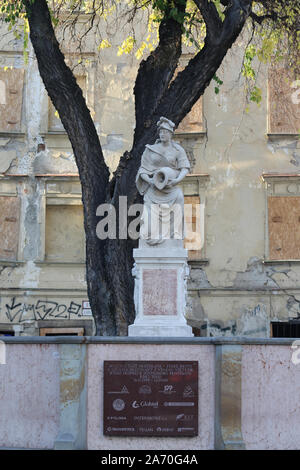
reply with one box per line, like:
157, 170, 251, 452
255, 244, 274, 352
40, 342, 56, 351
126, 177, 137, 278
128, 242, 193, 337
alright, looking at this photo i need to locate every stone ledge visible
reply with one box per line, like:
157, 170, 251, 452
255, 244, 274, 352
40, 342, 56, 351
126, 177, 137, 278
0, 335, 297, 345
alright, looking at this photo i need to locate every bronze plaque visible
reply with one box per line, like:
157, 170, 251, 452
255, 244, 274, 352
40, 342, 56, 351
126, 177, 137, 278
103, 361, 198, 437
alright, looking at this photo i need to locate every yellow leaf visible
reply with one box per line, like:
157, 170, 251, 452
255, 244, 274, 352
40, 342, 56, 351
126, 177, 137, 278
98, 39, 112, 50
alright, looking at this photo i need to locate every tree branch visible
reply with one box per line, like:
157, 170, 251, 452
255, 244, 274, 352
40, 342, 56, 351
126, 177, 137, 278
154, 0, 252, 126
112, 0, 252, 206
249, 11, 280, 25
193, 0, 223, 43
133, 0, 186, 142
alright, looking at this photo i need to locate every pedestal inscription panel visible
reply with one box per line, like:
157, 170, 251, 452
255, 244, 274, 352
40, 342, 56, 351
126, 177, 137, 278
143, 269, 177, 316
103, 361, 198, 437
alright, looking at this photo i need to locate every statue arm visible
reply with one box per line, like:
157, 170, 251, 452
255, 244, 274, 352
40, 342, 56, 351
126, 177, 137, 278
136, 147, 155, 194
166, 167, 189, 188
173, 167, 189, 184
167, 144, 190, 187
140, 173, 153, 185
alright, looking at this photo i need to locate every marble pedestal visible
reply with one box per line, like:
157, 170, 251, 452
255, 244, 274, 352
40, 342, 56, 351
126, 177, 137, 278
128, 241, 193, 337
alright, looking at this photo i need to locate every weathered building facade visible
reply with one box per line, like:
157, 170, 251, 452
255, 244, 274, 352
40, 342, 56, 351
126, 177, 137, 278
0, 15, 299, 337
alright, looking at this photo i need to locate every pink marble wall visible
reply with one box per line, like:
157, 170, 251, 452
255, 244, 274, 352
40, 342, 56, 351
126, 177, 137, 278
2, 342, 298, 450
0, 344, 60, 449
242, 345, 300, 450
87, 344, 215, 450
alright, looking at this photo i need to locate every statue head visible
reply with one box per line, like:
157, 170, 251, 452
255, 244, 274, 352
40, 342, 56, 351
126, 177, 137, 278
157, 117, 175, 134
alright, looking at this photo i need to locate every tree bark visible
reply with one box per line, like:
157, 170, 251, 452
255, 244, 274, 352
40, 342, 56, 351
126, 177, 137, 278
24, 0, 252, 335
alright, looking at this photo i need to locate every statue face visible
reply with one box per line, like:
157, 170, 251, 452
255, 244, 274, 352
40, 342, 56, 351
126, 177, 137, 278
159, 127, 172, 142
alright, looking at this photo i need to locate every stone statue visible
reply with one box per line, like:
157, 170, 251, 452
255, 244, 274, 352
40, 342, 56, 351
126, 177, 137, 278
129, 117, 193, 336
136, 117, 190, 245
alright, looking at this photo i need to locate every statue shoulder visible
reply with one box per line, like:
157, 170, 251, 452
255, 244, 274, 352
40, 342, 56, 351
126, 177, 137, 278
145, 143, 164, 157
172, 141, 186, 153
145, 143, 159, 152
173, 141, 190, 169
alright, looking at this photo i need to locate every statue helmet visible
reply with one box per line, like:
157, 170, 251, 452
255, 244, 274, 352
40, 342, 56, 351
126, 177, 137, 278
157, 116, 175, 133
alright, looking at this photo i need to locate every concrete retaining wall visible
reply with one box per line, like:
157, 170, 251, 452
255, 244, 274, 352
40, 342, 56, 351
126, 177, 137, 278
0, 337, 299, 450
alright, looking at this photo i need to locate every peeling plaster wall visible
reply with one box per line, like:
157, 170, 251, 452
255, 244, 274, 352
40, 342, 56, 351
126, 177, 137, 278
0, 22, 299, 336
183, 36, 300, 336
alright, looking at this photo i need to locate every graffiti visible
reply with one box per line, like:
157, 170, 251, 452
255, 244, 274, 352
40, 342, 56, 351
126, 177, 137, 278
287, 296, 300, 318
4, 297, 82, 323
200, 322, 237, 337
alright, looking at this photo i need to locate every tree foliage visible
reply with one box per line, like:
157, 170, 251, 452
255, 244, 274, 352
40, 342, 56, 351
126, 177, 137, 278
1, 0, 299, 70
1, 0, 299, 103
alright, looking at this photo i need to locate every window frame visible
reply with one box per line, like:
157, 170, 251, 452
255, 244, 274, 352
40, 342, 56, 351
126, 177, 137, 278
35, 175, 85, 265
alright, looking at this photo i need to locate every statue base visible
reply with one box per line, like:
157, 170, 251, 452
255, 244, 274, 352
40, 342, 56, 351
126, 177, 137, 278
128, 322, 193, 338
128, 242, 193, 337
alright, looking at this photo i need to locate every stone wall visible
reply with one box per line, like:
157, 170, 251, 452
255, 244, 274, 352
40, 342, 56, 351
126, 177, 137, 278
0, 337, 299, 450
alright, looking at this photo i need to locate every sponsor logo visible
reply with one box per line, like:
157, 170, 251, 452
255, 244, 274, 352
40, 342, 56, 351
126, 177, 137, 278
132, 400, 158, 409
183, 385, 195, 398
164, 401, 195, 407
176, 413, 194, 422
139, 385, 152, 394
108, 385, 129, 395
107, 427, 134, 432
159, 385, 176, 395
156, 427, 174, 433
112, 399, 125, 411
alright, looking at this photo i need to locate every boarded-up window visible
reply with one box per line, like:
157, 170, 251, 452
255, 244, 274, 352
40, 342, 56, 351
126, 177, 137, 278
177, 99, 204, 134
45, 205, 85, 262
184, 195, 202, 260
268, 196, 300, 260
0, 196, 20, 260
0, 68, 24, 132
48, 75, 86, 131
268, 68, 300, 134
173, 67, 204, 134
